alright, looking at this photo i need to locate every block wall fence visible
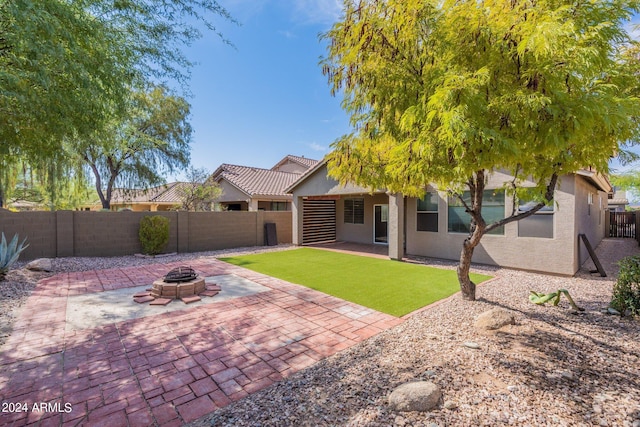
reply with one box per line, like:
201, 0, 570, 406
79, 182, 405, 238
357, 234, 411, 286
0, 210, 292, 260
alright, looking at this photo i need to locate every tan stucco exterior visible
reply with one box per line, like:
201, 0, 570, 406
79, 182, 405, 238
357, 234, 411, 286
290, 164, 610, 275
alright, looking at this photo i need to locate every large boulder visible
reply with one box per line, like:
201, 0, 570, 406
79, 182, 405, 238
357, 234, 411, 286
474, 308, 516, 330
388, 381, 441, 412
25, 258, 53, 272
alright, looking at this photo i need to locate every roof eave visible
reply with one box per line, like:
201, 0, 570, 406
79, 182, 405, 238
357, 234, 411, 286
576, 170, 613, 193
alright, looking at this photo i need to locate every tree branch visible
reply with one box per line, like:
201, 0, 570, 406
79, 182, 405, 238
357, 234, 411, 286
485, 172, 559, 234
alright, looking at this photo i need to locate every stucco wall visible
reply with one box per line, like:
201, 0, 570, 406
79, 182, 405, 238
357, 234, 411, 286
216, 181, 250, 203
291, 164, 374, 196
573, 176, 609, 270
291, 165, 610, 275
291, 163, 386, 245
336, 193, 388, 244
273, 161, 308, 174
406, 175, 581, 275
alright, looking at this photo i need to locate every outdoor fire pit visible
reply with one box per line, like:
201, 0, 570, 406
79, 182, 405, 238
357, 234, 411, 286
151, 266, 206, 299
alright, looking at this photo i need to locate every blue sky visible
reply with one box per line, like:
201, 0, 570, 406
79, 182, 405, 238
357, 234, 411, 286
173, 0, 349, 178
173, 1, 640, 181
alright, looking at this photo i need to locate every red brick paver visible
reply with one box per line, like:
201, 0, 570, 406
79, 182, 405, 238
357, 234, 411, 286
0, 258, 403, 426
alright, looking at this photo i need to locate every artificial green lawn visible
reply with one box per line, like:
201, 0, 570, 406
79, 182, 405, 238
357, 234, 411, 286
220, 248, 492, 317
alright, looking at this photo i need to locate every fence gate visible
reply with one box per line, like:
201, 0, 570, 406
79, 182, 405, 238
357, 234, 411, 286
609, 211, 636, 238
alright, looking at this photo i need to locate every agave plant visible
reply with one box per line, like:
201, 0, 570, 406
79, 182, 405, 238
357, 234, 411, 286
0, 233, 29, 281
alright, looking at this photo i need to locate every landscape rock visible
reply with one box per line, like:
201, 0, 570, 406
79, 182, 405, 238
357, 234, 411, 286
443, 400, 458, 410
462, 341, 480, 349
474, 308, 516, 330
25, 258, 53, 272
388, 381, 441, 412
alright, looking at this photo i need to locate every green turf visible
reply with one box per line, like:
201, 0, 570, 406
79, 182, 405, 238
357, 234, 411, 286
220, 248, 492, 317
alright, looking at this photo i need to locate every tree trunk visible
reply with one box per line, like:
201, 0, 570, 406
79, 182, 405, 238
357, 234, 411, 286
457, 240, 476, 300
86, 157, 110, 210
456, 170, 486, 301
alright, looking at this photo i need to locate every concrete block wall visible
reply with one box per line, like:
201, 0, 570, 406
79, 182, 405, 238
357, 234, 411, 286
72, 211, 178, 257
186, 212, 259, 252
0, 210, 292, 260
263, 211, 292, 244
0, 211, 57, 259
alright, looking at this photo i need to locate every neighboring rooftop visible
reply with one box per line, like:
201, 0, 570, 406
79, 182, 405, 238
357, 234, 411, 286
272, 155, 319, 172
211, 164, 308, 197
211, 155, 319, 197
111, 182, 189, 204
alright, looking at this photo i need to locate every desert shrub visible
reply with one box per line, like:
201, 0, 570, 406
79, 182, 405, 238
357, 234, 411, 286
611, 255, 640, 316
0, 233, 29, 281
138, 216, 169, 255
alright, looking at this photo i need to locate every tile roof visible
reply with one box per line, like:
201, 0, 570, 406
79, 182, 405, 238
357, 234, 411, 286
212, 164, 307, 196
272, 155, 319, 170
111, 182, 189, 204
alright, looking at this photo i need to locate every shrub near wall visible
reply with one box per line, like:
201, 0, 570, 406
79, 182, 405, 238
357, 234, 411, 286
139, 215, 170, 255
73, 211, 177, 257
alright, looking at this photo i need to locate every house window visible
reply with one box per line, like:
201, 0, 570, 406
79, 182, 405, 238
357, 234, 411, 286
448, 190, 505, 235
270, 201, 287, 211
517, 199, 554, 238
417, 192, 438, 232
344, 198, 365, 224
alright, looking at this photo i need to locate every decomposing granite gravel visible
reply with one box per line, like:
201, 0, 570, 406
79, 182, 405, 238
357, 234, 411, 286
1, 240, 639, 426
188, 239, 640, 427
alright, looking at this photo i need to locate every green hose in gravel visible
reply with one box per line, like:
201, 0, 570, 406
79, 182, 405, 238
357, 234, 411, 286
529, 289, 585, 311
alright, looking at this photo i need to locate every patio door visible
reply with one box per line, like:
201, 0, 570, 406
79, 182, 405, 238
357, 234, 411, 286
374, 204, 389, 244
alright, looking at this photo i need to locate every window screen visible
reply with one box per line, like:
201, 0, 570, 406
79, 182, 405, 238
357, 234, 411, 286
344, 198, 365, 224
417, 192, 438, 232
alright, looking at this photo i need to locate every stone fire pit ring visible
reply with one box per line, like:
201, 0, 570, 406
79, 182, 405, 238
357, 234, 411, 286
151, 276, 206, 299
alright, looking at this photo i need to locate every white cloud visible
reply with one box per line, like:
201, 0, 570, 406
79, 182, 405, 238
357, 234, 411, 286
222, 0, 343, 28
278, 30, 297, 38
308, 142, 328, 151
290, 0, 343, 26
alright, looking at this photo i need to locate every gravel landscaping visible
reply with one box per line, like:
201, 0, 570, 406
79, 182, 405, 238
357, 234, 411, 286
189, 239, 640, 427
1, 239, 639, 426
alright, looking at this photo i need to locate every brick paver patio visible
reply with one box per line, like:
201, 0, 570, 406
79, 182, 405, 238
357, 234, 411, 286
0, 258, 403, 426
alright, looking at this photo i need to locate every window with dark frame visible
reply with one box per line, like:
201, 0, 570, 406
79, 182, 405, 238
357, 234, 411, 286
517, 199, 554, 238
270, 201, 287, 211
448, 190, 505, 235
344, 198, 365, 224
417, 192, 438, 232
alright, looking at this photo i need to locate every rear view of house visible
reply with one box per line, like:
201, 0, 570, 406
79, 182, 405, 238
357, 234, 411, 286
288, 161, 611, 276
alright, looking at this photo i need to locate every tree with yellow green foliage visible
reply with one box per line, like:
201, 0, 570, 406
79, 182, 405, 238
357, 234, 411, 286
322, 0, 640, 300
